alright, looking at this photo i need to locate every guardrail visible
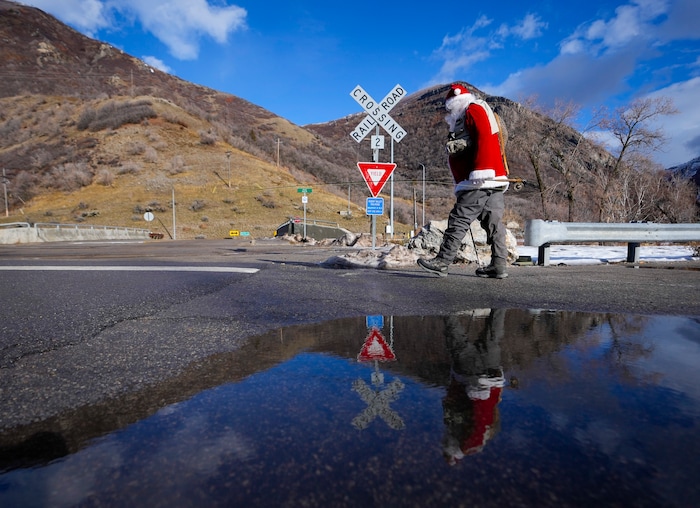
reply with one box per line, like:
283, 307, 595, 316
0, 222, 151, 244
33, 223, 149, 234
0, 222, 31, 228
524, 219, 700, 266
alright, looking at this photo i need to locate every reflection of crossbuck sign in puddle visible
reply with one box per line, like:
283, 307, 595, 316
352, 378, 405, 430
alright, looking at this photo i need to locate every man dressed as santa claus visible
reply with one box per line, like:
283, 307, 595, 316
418, 82, 509, 278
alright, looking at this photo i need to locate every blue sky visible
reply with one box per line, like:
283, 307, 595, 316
19, 0, 700, 167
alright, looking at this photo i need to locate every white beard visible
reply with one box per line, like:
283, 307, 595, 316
444, 93, 474, 131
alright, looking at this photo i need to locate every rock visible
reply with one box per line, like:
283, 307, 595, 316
321, 244, 418, 269
408, 219, 519, 265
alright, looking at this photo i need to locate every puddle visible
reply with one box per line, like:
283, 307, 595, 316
1, 310, 699, 507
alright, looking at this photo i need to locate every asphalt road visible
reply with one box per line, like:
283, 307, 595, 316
1, 238, 699, 432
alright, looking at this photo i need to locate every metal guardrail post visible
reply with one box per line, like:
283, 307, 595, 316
538, 243, 551, 267
627, 242, 641, 263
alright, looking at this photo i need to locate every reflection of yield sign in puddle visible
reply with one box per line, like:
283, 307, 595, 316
357, 328, 396, 362
352, 378, 405, 430
353, 327, 403, 430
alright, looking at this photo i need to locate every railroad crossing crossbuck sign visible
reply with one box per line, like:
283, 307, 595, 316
349, 84, 407, 143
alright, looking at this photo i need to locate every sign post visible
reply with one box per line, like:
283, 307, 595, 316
349, 84, 407, 239
357, 162, 396, 249
297, 187, 312, 240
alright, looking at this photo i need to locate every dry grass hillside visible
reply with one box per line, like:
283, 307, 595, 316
0, 94, 390, 239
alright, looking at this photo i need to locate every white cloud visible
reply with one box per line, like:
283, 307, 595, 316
21, 0, 247, 60
489, 47, 639, 107
20, 0, 111, 36
431, 16, 494, 84
142, 55, 172, 74
647, 77, 700, 167
473, 1, 700, 167
431, 13, 546, 85
108, 0, 247, 60
657, 0, 700, 40
562, 0, 668, 56
511, 13, 547, 40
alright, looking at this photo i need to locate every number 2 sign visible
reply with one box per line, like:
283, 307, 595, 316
371, 135, 385, 150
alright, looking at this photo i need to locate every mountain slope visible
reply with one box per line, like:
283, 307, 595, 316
0, 0, 377, 237
1, 0, 694, 237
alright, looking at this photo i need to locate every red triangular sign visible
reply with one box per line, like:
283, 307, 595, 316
357, 328, 396, 362
357, 162, 397, 198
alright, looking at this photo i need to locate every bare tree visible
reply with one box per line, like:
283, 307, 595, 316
547, 100, 602, 221
515, 97, 553, 219
595, 97, 678, 222
515, 98, 599, 221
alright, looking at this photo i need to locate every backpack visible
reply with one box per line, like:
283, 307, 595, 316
495, 113, 509, 175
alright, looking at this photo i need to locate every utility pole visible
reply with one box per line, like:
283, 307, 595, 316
276, 138, 282, 166
172, 187, 176, 240
226, 151, 232, 188
418, 163, 426, 227
2, 169, 8, 217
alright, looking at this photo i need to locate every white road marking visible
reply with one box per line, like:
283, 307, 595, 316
0, 266, 259, 273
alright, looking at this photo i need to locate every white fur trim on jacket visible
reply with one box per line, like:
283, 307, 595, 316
473, 99, 499, 135
454, 171, 509, 193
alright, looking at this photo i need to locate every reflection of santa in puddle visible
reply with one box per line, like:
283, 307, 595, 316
442, 309, 506, 465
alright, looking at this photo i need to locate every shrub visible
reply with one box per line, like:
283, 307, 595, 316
44, 162, 93, 191
147, 201, 166, 213
255, 195, 276, 209
167, 155, 186, 175
117, 161, 142, 175
189, 200, 206, 212
126, 141, 146, 156
199, 129, 218, 145
144, 146, 158, 163
77, 99, 156, 131
95, 168, 114, 186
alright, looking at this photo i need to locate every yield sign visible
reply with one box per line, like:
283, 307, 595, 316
357, 162, 396, 197
357, 328, 396, 362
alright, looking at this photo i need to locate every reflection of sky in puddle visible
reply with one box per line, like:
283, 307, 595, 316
1, 310, 699, 507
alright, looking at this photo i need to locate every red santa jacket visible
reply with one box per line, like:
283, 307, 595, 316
448, 100, 508, 192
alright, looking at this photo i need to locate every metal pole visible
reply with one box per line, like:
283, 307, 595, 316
372, 126, 379, 249
226, 151, 231, 188
2, 169, 8, 217
390, 138, 394, 239
172, 187, 176, 240
303, 192, 307, 241
469, 226, 481, 267
413, 188, 417, 233
419, 164, 426, 228
422, 164, 426, 227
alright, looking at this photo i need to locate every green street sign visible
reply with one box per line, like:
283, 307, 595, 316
297, 187, 312, 193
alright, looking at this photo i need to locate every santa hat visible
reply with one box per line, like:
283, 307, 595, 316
445, 83, 471, 102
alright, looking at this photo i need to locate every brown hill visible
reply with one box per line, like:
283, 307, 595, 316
1, 0, 693, 239
0, 0, 381, 238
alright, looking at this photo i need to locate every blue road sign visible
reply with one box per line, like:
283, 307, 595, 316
366, 315, 384, 330
366, 197, 384, 216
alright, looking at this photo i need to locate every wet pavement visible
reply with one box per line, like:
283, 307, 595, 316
1, 309, 699, 507
0, 240, 699, 507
